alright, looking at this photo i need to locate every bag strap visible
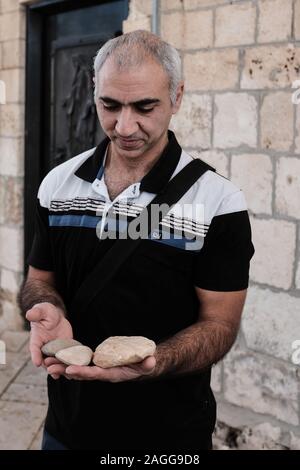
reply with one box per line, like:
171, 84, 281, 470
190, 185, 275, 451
70, 158, 215, 313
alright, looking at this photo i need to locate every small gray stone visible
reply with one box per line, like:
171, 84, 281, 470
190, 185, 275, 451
93, 336, 156, 368
41, 339, 81, 357
55, 345, 93, 366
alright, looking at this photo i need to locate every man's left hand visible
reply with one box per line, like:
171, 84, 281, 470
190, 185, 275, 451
44, 356, 156, 382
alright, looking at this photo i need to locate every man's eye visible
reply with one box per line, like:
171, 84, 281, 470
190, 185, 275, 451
103, 104, 119, 111
137, 107, 154, 113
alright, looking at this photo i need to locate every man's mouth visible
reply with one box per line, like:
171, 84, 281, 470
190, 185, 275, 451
117, 137, 143, 149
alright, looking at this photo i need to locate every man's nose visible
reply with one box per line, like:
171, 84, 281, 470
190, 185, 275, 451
115, 107, 139, 136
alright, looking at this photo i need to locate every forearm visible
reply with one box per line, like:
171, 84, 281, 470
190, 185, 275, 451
147, 320, 237, 380
18, 278, 66, 317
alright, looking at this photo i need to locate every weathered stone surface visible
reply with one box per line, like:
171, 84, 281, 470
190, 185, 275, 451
217, 401, 264, 430
275, 157, 300, 219
0, 0, 21, 13
0, 352, 29, 395
190, 150, 229, 177
296, 230, 300, 288
55, 345, 93, 366
184, 0, 231, 7
214, 93, 257, 148
2, 39, 25, 69
241, 45, 300, 89
236, 422, 284, 450
0, 178, 5, 224
161, 12, 183, 49
260, 92, 293, 151
15, 360, 47, 387
20, 339, 31, 361
171, 94, 211, 148
0, 340, 5, 366
215, 2, 256, 46
289, 431, 300, 450
0, 10, 25, 41
249, 217, 296, 289
93, 336, 156, 368
0, 137, 24, 176
41, 338, 81, 357
211, 362, 222, 393
242, 286, 300, 362
296, 105, 300, 154
224, 344, 299, 425
29, 424, 44, 450
0, 330, 29, 352
0, 69, 24, 103
161, 0, 183, 10
0, 269, 21, 293
258, 0, 292, 43
0, 401, 47, 450
161, 10, 213, 50
296, 0, 300, 40
0, 300, 24, 331
296, 263, 300, 289
0, 103, 24, 137
128, 0, 152, 16
213, 421, 231, 450
2, 383, 48, 405
0, 176, 23, 225
214, 419, 285, 450
185, 9, 213, 49
231, 153, 272, 214
184, 49, 239, 91
123, 6, 151, 35
0, 227, 23, 271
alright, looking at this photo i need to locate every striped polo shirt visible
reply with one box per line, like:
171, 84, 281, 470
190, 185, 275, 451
27, 130, 254, 450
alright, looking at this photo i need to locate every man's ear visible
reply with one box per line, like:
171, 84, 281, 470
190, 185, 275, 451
172, 81, 184, 114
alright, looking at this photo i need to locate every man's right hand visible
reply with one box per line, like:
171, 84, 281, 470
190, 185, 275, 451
26, 302, 73, 368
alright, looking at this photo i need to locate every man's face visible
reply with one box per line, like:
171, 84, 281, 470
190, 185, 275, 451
95, 57, 183, 159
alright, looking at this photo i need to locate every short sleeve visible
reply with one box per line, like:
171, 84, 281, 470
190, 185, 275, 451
193, 210, 254, 291
27, 199, 54, 271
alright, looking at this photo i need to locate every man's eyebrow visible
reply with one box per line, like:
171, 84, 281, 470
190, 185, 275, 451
99, 97, 160, 106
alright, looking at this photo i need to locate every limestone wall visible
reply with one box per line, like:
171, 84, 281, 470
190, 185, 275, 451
0, 0, 25, 331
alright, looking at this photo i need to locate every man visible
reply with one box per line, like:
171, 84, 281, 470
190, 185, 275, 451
19, 30, 254, 450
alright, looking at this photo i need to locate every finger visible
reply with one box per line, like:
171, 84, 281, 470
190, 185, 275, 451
64, 375, 83, 381
44, 357, 62, 367
29, 338, 43, 367
50, 374, 60, 380
66, 365, 137, 383
65, 365, 102, 380
47, 363, 67, 376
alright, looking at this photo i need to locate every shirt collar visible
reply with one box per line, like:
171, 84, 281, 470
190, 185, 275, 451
74, 130, 182, 194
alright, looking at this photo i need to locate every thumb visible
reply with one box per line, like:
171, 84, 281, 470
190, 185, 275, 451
140, 356, 156, 374
26, 305, 45, 322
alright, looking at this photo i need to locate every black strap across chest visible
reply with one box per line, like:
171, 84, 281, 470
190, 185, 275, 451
70, 158, 215, 314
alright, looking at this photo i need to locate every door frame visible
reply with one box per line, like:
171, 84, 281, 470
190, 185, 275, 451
24, 0, 128, 271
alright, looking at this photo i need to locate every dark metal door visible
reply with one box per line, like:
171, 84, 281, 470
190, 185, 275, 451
25, 0, 128, 268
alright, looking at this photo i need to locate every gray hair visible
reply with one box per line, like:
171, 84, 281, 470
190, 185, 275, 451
93, 30, 182, 105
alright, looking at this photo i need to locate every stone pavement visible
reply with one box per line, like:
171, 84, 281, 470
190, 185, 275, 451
0, 330, 47, 450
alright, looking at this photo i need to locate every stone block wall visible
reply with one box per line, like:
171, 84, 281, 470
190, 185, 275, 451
0, 0, 25, 331
124, 0, 300, 448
